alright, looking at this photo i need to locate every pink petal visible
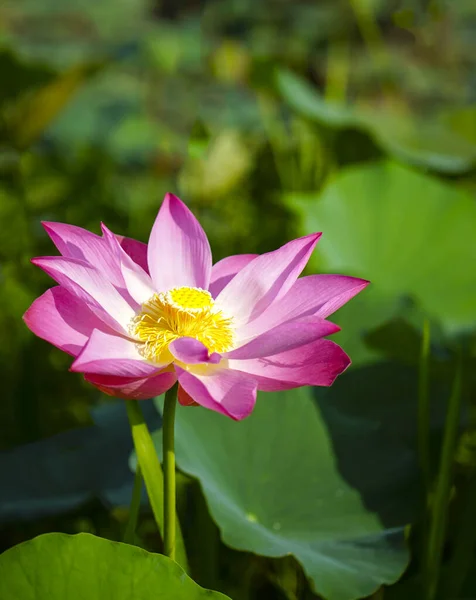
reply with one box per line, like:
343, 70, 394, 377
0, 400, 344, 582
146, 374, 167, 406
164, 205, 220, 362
86, 371, 176, 400
169, 337, 221, 364
32, 256, 135, 333
175, 365, 257, 420
229, 339, 350, 391
178, 385, 199, 407
42, 222, 124, 288
147, 193, 212, 291
102, 224, 155, 306
209, 254, 258, 298
116, 235, 149, 273
216, 233, 321, 327
22, 286, 114, 357
224, 317, 339, 360
238, 274, 369, 340
71, 329, 165, 377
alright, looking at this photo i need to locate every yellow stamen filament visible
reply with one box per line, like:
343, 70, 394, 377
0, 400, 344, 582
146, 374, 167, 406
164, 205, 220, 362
130, 286, 234, 363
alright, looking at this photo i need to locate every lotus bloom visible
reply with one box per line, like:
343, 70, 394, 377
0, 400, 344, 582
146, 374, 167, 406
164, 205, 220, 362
24, 194, 368, 420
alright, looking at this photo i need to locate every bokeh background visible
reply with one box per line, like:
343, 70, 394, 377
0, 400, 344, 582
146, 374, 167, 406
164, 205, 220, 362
1, 1, 476, 599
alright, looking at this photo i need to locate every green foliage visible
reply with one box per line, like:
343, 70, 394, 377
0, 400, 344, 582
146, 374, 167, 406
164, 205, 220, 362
0, 533, 229, 599
2, 0, 476, 598
287, 161, 476, 329
145, 390, 409, 600
277, 69, 476, 173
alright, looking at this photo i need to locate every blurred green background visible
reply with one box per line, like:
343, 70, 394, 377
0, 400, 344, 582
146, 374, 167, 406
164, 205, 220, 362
1, 0, 476, 599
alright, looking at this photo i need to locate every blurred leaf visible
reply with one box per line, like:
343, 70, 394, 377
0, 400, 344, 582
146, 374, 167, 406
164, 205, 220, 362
0, 0, 153, 68
369, 114, 476, 174
392, 8, 416, 29
287, 161, 476, 330
145, 22, 203, 73
315, 361, 451, 522
277, 70, 476, 173
364, 319, 429, 366
440, 106, 476, 146
0, 533, 229, 599
364, 319, 476, 391
211, 40, 251, 84
0, 265, 34, 320
199, 85, 263, 134
10, 61, 104, 149
108, 116, 183, 163
276, 69, 357, 128
0, 400, 160, 522
310, 277, 400, 367
0, 48, 54, 105
46, 68, 144, 153
179, 130, 253, 199
0, 186, 30, 257
146, 389, 409, 600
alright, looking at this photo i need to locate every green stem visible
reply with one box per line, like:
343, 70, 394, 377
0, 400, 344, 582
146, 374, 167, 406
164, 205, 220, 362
417, 319, 431, 579
123, 465, 143, 545
425, 357, 463, 600
125, 397, 188, 570
418, 319, 431, 496
163, 383, 178, 560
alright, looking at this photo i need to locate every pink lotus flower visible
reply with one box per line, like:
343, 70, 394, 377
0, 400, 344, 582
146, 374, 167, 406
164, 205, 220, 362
23, 194, 368, 420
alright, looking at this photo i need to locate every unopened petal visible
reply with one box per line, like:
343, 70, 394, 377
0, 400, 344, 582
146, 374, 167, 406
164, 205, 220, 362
147, 193, 212, 291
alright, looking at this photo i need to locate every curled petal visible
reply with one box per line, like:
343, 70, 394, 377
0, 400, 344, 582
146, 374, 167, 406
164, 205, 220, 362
209, 254, 258, 298
22, 286, 114, 357
216, 233, 321, 327
225, 317, 339, 360
71, 329, 166, 377
169, 337, 221, 365
86, 371, 176, 401
175, 365, 257, 420
229, 339, 351, 391
147, 193, 212, 291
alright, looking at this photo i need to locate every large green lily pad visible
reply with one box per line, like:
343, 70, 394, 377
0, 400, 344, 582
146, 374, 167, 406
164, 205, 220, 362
288, 161, 476, 330
0, 533, 229, 600
152, 389, 409, 600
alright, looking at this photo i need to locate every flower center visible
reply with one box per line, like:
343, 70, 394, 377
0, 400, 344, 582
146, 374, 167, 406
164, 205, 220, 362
130, 286, 234, 363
